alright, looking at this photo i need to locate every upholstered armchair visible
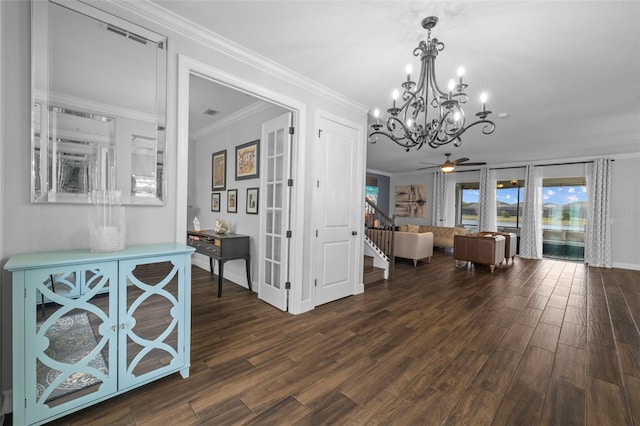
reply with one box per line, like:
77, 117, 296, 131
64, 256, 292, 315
477, 231, 517, 264
453, 234, 506, 273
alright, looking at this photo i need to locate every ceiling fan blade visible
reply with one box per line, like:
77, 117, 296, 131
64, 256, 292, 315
453, 157, 470, 164
457, 161, 487, 166
416, 165, 439, 170
418, 161, 440, 165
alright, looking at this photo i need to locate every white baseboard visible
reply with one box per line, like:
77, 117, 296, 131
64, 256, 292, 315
613, 262, 640, 271
191, 257, 253, 290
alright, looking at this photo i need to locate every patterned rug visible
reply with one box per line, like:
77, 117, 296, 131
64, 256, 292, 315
36, 312, 108, 402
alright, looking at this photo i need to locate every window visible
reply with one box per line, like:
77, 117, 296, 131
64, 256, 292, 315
541, 177, 587, 260
456, 180, 525, 233
456, 182, 479, 231
496, 179, 524, 232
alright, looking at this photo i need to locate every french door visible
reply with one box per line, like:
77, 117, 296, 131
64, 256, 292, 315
258, 113, 293, 311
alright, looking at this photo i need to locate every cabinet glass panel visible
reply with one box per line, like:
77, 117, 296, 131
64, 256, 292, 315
121, 259, 182, 384
26, 264, 116, 416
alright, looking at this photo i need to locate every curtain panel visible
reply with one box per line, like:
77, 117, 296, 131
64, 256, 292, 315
585, 158, 613, 268
432, 172, 446, 226
520, 164, 543, 259
478, 168, 497, 232
444, 174, 456, 227
432, 172, 456, 227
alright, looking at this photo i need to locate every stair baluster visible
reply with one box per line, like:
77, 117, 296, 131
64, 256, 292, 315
364, 198, 396, 279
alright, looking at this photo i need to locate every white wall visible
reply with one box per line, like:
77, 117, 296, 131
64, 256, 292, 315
609, 156, 640, 269
0, 0, 366, 401
190, 103, 287, 287
389, 155, 640, 270
0, 0, 5, 417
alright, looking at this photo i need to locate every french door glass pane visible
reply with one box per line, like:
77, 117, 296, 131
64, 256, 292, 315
267, 157, 274, 182
274, 210, 282, 234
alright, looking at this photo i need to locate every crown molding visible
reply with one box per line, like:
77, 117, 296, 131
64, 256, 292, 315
108, 0, 368, 114
191, 101, 273, 140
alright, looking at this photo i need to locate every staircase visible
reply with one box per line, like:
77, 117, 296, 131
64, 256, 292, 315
363, 255, 385, 285
364, 198, 396, 279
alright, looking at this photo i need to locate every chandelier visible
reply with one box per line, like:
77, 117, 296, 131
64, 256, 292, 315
369, 16, 495, 151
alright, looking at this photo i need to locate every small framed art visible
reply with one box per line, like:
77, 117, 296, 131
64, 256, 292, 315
211, 192, 221, 212
246, 187, 259, 214
235, 139, 259, 180
227, 189, 237, 213
212, 150, 227, 191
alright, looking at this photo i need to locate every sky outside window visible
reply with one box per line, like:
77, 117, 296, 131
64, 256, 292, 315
463, 186, 587, 205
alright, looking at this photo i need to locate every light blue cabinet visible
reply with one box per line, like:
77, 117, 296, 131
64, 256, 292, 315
5, 243, 195, 426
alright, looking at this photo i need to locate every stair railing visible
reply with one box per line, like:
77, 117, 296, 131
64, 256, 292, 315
364, 198, 396, 278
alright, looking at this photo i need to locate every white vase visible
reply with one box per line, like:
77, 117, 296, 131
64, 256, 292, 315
89, 190, 125, 252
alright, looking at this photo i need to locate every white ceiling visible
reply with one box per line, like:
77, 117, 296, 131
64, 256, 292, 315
188, 74, 265, 137
160, 0, 640, 173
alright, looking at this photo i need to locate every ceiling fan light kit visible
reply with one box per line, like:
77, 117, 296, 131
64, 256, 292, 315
369, 16, 496, 151
418, 153, 487, 173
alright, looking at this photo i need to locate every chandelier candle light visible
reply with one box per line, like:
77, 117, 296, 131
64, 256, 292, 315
370, 16, 495, 151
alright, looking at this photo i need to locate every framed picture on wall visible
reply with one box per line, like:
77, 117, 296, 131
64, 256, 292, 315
212, 150, 226, 191
227, 189, 237, 213
235, 139, 259, 180
211, 192, 221, 212
246, 188, 259, 214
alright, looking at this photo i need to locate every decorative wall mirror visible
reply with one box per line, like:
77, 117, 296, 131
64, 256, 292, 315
31, 0, 167, 205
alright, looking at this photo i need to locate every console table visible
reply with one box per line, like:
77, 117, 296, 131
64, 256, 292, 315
4, 243, 195, 426
186, 230, 251, 297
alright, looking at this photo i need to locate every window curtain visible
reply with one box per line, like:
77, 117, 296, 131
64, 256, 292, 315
444, 174, 456, 227
585, 158, 612, 268
520, 164, 543, 259
431, 172, 455, 227
478, 168, 497, 232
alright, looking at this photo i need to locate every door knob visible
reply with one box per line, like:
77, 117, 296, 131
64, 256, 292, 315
352, 231, 358, 236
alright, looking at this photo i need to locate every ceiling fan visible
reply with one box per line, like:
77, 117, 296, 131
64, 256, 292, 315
417, 153, 487, 173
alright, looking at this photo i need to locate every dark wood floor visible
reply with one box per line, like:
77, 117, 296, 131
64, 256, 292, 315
21, 251, 640, 425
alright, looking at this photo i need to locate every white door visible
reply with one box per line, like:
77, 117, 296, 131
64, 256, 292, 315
258, 112, 292, 311
315, 115, 360, 306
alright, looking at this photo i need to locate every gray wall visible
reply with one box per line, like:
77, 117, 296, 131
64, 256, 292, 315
0, 0, 366, 403
190, 103, 287, 286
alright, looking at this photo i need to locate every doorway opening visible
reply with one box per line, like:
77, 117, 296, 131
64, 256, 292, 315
176, 55, 304, 312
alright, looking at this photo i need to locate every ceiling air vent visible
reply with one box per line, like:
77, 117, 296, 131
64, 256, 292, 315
106, 24, 148, 45
202, 109, 218, 116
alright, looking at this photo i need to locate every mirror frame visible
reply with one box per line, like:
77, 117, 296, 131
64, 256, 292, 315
31, 0, 168, 205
